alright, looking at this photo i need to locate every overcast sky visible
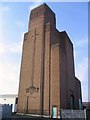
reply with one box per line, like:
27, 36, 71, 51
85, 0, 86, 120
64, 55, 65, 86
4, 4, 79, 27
0, 1, 88, 102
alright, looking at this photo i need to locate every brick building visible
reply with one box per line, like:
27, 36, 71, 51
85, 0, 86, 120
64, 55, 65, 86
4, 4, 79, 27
17, 3, 82, 116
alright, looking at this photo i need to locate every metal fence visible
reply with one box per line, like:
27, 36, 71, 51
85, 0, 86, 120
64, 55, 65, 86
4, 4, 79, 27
0, 104, 12, 119
60, 109, 86, 119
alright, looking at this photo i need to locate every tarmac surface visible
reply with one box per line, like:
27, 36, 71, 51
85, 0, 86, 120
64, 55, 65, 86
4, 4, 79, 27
1, 114, 86, 120
2, 114, 61, 120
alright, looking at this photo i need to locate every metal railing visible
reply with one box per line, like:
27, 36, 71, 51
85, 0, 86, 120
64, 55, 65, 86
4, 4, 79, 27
60, 109, 86, 119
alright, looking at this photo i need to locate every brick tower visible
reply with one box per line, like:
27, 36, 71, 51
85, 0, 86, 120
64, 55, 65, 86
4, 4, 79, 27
17, 3, 82, 116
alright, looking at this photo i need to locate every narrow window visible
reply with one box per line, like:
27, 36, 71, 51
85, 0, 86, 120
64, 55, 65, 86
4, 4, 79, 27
70, 95, 74, 109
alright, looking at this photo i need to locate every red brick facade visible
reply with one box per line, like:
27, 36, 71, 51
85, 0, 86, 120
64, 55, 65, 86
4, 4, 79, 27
17, 4, 82, 116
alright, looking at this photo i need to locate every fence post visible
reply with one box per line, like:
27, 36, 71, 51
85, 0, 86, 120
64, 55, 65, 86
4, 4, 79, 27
60, 109, 62, 119
84, 109, 87, 120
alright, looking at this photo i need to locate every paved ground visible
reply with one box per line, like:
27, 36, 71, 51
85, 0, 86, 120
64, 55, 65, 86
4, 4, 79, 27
2, 114, 85, 120
2, 114, 61, 120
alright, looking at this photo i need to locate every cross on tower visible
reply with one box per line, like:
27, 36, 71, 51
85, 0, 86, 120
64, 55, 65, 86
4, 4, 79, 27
31, 28, 38, 86
26, 28, 39, 95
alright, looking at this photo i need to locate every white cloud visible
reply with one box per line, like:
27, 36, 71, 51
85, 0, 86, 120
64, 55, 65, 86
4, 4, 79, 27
16, 21, 25, 28
0, 31, 24, 55
75, 58, 88, 83
74, 37, 88, 101
0, 5, 11, 38
10, 42, 22, 53
75, 58, 88, 102
82, 86, 88, 102
0, 6, 11, 12
74, 37, 88, 48
0, 60, 20, 94
0, 32, 24, 94
29, 0, 44, 11
0, 41, 22, 54
0, 42, 21, 94
0, 40, 22, 94
0, 42, 6, 55
74, 37, 88, 82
